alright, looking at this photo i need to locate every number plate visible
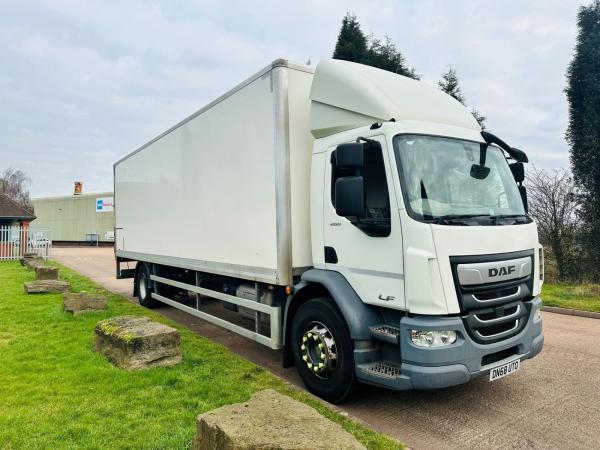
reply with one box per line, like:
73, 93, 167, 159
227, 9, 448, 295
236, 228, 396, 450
489, 358, 520, 381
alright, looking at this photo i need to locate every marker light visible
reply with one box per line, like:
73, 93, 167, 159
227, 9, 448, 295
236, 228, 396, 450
533, 305, 542, 322
410, 330, 458, 347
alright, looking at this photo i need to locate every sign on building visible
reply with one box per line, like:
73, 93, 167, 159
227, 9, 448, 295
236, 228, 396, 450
96, 197, 114, 213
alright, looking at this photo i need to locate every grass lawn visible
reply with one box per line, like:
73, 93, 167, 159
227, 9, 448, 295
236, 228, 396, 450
542, 282, 600, 313
0, 261, 402, 449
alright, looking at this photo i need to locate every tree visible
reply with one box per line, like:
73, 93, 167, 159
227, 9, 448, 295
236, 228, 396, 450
526, 167, 579, 280
333, 13, 419, 79
438, 66, 486, 129
438, 67, 465, 104
0, 168, 32, 208
566, 0, 600, 233
365, 36, 420, 79
470, 107, 486, 130
333, 13, 368, 64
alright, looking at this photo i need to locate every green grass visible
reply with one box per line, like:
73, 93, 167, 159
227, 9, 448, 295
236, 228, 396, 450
542, 282, 600, 313
0, 261, 402, 450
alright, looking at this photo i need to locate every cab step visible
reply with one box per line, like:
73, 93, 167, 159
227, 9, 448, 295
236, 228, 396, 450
369, 324, 400, 345
358, 361, 402, 380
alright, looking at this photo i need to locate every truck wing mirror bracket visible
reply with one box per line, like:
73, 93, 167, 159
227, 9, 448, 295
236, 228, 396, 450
481, 131, 529, 163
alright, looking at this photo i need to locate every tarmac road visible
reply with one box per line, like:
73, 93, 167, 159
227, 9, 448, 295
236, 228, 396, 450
53, 246, 600, 450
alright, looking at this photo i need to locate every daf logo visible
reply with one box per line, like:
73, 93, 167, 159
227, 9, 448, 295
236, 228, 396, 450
489, 265, 516, 277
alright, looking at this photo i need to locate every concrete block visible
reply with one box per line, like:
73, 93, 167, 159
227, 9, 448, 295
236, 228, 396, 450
94, 316, 182, 370
64, 292, 107, 315
24, 280, 70, 294
192, 389, 366, 450
22, 257, 45, 270
35, 266, 59, 281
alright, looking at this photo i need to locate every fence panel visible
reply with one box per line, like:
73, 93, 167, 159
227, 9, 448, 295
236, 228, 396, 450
0, 227, 52, 261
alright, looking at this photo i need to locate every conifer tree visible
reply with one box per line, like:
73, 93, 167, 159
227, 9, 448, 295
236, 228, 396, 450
566, 0, 600, 232
333, 13, 368, 63
333, 14, 419, 79
438, 67, 466, 105
438, 67, 486, 129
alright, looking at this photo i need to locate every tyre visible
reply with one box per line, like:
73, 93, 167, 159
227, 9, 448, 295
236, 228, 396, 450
291, 297, 356, 403
136, 263, 158, 308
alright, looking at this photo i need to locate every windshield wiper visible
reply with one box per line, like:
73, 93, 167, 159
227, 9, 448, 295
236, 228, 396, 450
425, 214, 490, 225
488, 214, 530, 224
425, 214, 529, 225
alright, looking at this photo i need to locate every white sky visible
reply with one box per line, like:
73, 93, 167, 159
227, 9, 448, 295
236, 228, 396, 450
0, 0, 585, 197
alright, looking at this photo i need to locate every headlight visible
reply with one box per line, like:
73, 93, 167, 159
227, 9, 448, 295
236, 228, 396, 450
410, 330, 457, 347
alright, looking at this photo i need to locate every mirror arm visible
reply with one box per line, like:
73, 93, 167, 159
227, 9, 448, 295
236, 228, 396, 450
481, 131, 529, 163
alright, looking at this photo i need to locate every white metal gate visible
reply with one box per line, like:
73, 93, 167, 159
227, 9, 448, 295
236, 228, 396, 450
0, 226, 52, 261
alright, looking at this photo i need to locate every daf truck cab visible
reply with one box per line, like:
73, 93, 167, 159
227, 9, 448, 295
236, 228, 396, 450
114, 59, 544, 403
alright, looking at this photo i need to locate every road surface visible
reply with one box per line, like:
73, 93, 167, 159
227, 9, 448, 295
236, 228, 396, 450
52, 246, 600, 449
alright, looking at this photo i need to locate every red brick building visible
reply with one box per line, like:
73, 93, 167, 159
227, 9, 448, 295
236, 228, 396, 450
0, 194, 36, 257
0, 193, 35, 227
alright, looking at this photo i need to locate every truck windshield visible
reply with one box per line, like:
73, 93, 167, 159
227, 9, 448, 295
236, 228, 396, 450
393, 135, 527, 225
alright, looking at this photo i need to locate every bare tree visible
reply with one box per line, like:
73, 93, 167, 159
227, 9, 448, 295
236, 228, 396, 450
526, 167, 579, 280
0, 167, 32, 208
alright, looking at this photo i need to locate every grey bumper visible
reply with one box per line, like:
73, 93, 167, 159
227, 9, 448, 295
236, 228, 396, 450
361, 296, 543, 390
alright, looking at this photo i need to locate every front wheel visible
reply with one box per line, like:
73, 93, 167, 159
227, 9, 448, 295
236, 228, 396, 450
291, 297, 356, 403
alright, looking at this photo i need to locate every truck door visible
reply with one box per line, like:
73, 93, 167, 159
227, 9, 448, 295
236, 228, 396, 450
323, 135, 405, 310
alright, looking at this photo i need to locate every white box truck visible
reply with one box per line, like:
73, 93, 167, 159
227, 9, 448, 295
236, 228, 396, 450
114, 59, 544, 402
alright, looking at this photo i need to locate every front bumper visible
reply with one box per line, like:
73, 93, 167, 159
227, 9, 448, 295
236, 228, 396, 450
358, 296, 543, 390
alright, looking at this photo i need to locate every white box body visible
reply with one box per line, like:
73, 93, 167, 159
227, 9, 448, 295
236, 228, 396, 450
114, 61, 314, 285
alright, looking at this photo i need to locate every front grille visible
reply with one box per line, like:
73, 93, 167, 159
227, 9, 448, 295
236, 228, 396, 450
476, 304, 519, 321
474, 286, 519, 301
450, 250, 535, 344
477, 320, 519, 337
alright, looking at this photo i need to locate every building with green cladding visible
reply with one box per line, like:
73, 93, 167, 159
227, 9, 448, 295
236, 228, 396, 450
31, 192, 115, 244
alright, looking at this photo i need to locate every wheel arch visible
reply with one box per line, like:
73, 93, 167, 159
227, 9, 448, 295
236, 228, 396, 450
283, 269, 382, 367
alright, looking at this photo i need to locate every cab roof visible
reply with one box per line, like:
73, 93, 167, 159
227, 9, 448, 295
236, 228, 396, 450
310, 59, 481, 138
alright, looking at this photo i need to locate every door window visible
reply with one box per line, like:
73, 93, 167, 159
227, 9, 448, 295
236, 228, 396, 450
331, 142, 391, 236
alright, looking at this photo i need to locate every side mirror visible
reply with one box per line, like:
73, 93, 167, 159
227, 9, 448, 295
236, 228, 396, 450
510, 147, 529, 163
519, 185, 528, 212
335, 176, 365, 218
510, 162, 525, 183
333, 142, 365, 169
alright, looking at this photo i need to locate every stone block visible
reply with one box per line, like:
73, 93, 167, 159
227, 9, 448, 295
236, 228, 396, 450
24, 280, 70, 294
64, 292, 107, 315
94, 316, 182, 370
35, 266, 59, 280
192, 389, 366, 450
23, 257, 45, 270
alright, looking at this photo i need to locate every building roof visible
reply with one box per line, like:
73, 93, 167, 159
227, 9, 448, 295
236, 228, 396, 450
32, 191, 113, 202
0, 193, 36, 220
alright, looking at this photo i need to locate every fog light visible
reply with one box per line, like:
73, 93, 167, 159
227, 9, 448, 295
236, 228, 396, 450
410, 330, 457, 347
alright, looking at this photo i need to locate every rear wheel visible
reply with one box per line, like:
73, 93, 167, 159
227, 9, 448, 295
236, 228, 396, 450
136, 263, 158, 308
291, 297, 356, 403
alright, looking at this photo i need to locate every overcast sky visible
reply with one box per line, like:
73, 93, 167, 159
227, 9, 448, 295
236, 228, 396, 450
0, 0, 585, 197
